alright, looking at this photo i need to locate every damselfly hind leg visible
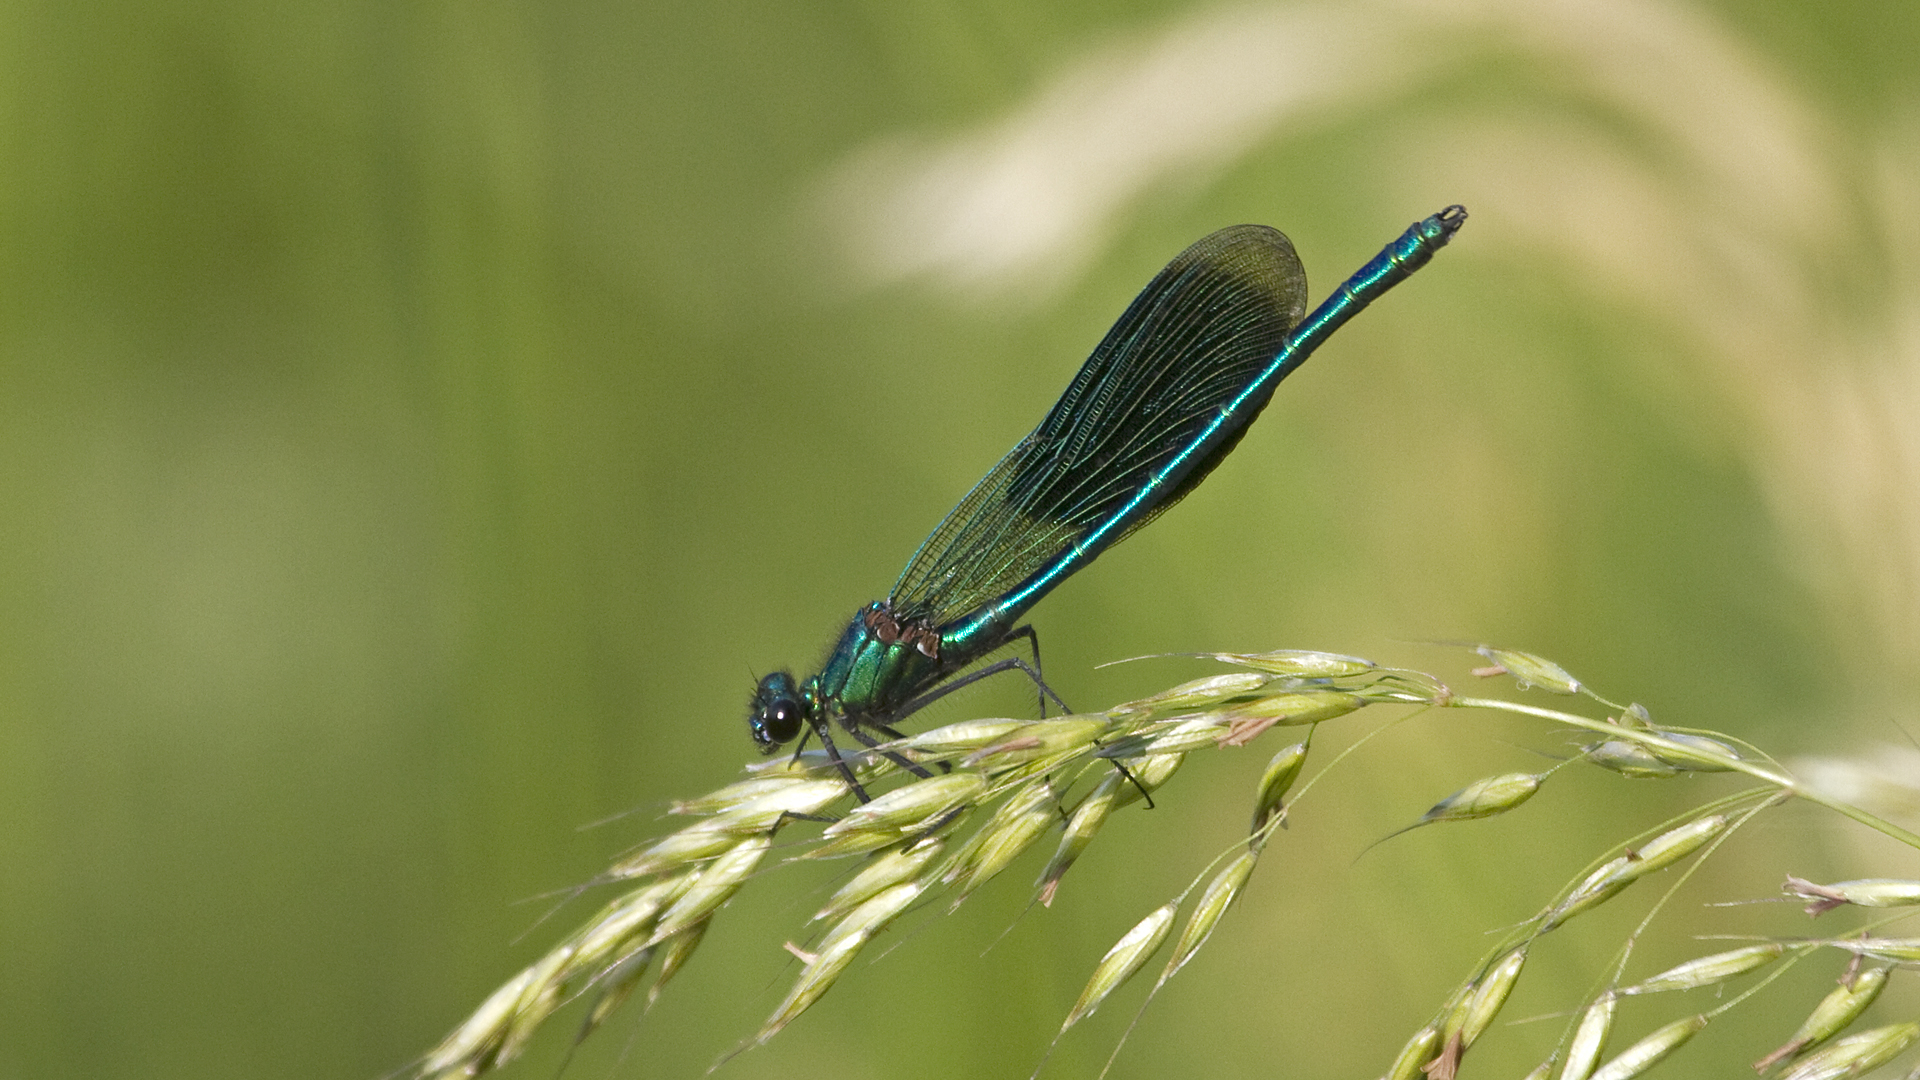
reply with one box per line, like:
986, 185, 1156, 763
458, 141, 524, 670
894, 625, 1071, 720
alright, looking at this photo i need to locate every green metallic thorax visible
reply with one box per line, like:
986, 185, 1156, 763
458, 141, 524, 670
807, 602, 985, 729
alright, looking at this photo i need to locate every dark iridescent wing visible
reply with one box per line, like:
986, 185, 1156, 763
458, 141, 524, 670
889, 225, 1309, 632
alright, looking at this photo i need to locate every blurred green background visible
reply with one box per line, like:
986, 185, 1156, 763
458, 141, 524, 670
5, 0, 1920, 1077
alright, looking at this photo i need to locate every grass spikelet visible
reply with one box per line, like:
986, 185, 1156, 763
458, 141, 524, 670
1159, 850, 1259, 981
1784, 875, 1920, 916
801, 820, 951, 860
1206, 648, 1376, 677
1545, 856, 1637, 930
1362, 771, 1545, 859
419, 965, 535, 1077
822, 772, 986, 837
964, 716, 1110, 772
1560, 993, 1616, 1080
1544, 814, 1727, 930
646, 920, 708, 1007
609, 823, 740, 879
1755, 965, 1890, 1069
1459, 946, 1528, 1048
1640, 732, 1741, 771
815, 836, 944, 923
568, 877, 683, 973
697, 778, 850, 832
895, 719, 1027, 758
1627, 815, 1728, 875
1250, 740, 1307, 835
1775, 1022, 1920, 1080
943, 777, 1059, 901
1583, 740, 1682, 779
1586, 1015, 1707, 1080
492, 943, 577, 1065
1037, 772, 1122, 906
1107, 672, 1271, 719
813, 879, 923, 958
1060, 903, 1177, 1031
1836, 936, 1920, 963
1422, 947, 1529, 1078
1109, 752, 1184, 809
1216, 689, 1363, 745
1774, 1014, 1912, 1076
649, 834, 770, 943
1388, 772, 1543, 844
1108, 714, 1232, 757
670, 774, 823, 815
1383, 1024, 1441, 1080
1616, 944, 1784, 996
758, 881, 924, 1042
581, 945, 653, 1033
1473, 646, 1583, 695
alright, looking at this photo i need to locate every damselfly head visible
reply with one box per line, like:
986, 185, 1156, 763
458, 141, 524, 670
749, 671, 807, 751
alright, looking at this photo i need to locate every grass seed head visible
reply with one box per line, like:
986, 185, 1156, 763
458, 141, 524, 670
1587, 1015, 1706, 1080
1062, 903, 1178, 1030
